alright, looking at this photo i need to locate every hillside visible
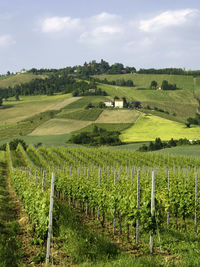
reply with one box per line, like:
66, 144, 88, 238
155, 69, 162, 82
0, 73, 46, 88
96, 73, 200, 123
0, 71, 200, 155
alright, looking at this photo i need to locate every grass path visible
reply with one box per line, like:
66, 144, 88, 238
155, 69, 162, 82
0, 152, 21, 266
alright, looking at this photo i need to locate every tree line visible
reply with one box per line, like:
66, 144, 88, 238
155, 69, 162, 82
91, 77, 134, 87
69, 126, 122, 146
139, 137, 199, 152
138, 68, 200, 76
28, 61, 200, 77
28, 59, 136, 76
0, 74, 106, 101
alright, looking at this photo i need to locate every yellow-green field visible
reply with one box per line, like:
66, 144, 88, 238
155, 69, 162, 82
0, 94, 78, 124
120, 114, 200, 142
95, 109, 141, 123
29, 118, 92, 136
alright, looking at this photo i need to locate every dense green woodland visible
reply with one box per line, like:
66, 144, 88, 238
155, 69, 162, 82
28, 60, 200, 76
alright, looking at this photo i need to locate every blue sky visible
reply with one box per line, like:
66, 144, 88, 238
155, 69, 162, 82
0, 0, 200, 73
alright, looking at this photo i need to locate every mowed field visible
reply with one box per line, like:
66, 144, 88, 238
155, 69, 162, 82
0, 94, 79, 124
96, 109, 140, 123
120, 113, 200, 142
29, 118, 92, 136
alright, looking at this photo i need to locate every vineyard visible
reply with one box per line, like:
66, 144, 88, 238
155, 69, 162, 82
6, 144, 200, 266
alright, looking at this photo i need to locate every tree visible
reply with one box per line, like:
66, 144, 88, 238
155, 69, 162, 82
161, 80, 169, 90
168, 138, 177, 147
0, 97, 3, 106
15, 93, 20, 101
122, 97, 128, 108
98, 102, 105, 108
150, 80, 157, 89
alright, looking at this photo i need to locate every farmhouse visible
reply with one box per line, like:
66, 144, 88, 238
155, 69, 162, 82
104, 100, 114, 107
115, 99, 124, 108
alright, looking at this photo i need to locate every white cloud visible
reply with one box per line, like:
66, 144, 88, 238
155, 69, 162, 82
79, 12, 124, 45
80, 25, 123, 44
0, 35, 15, 47
39, 12, 124, 44
90, 12, 121, 23
41, 16, 81, 33
139, 9, 198, 32
37, 10, 200, 68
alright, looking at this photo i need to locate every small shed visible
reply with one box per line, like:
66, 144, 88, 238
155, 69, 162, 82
104, 100, 114, 107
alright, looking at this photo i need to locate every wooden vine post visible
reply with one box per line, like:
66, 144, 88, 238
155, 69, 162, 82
113, 170, 117, 235
167, 170, 170, 226
97, 167, 101, 220
46, 173, 55, 264
150, 171, 155, 253
136, 167, 140, 244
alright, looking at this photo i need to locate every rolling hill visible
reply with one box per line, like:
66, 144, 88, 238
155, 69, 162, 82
0, 71, 200, 154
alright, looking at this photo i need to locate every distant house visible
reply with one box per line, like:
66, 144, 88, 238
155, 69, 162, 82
115, 99, 124, 108
104, 100, 114, 107
19, 69, 26, 74
189, 139, 198, 143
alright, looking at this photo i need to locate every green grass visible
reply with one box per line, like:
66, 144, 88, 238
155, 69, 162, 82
0, 134, 72, 147
156, 145, 200, 157
104, 142, 149, 150
95, 73, 195, 90
64, 96, 107, 109
0, 73, 46, 88
97, 82, 198, 122
57, 108, 103, 121
57, 203, 119, 265
73, 123, 133, 134
120, 113, 200, 142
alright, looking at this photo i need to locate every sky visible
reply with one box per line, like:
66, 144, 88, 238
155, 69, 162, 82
0, 0, 200, 73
